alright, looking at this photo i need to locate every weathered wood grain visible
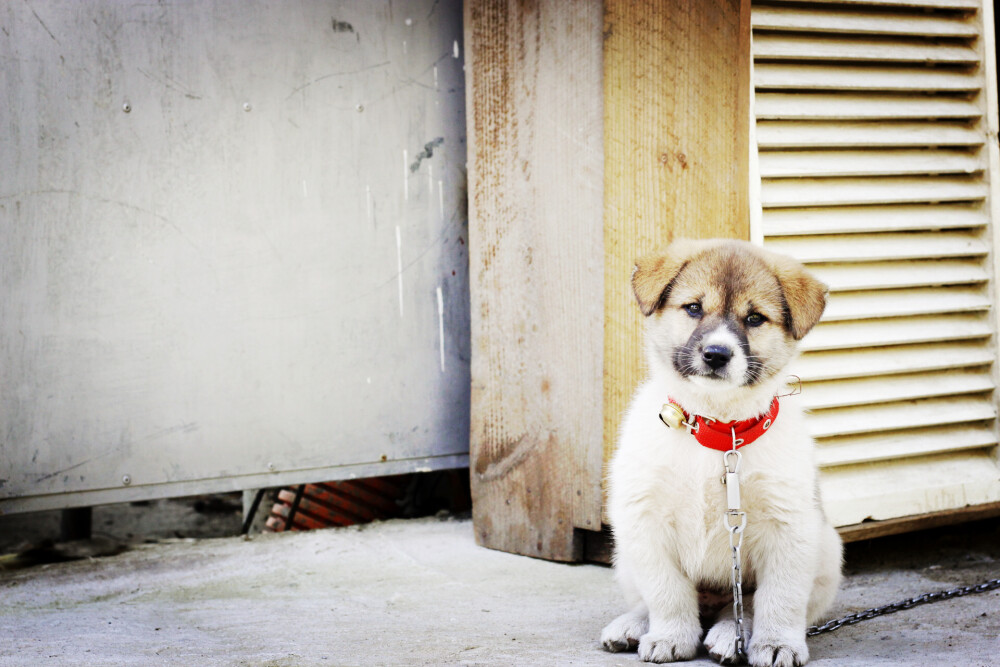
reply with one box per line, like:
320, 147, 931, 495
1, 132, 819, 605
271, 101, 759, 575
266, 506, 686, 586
602, 0, 752, 480
465, 0, 604, 561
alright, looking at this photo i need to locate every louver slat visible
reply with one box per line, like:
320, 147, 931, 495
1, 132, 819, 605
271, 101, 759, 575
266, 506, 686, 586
802, 368, 994, 409
765, 231, 986, 262
762, 204, 987, 235
758, 148, 984, 178
791, 341, 995, 381
754, 34, 979, 64
760, 0, 978, 8
752, 6, 978, 36
809, 259, 988, 290
807, 395, 996, 438
754, 63, 979, 91
816, 426, 997, 468
801, 314, 992, 351
822, 286, 991, 320
755, 93, 982, 120
762, 177, 987, 207
756, 121, 983, 148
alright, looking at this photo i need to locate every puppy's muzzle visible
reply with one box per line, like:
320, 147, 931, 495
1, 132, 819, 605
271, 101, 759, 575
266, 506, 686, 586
702, 344, 732, 370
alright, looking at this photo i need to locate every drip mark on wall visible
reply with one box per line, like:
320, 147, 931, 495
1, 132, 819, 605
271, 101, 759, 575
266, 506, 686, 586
437, 286, 445, 372
437, 180, 444, 223
433, 66, 439, 90
453, 40, 460, 58
395, 226, 404, 317
403, 150, 409, 200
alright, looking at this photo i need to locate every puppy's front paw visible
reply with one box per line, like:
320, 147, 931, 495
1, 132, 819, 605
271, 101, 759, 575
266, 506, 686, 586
704, 617, 752, 665
747, 634, 808, 667
600, 610, 648, 653
637, 627, 701, 663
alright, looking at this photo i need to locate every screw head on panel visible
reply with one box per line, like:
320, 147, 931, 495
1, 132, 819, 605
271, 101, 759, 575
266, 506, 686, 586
243, 102, 252, 112
122, 474, 131, 486
122, 102, 131, 113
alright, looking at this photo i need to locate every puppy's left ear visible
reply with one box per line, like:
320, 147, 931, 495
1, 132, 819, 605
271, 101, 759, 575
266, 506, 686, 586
767, 253, 828, 340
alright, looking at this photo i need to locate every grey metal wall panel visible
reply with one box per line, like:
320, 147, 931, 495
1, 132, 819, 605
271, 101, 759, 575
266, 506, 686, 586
0, 0, 469, 513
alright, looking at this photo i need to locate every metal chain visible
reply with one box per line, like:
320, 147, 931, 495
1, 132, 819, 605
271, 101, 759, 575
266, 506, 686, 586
807, 577, 1000, 637
723, 430, 748, 659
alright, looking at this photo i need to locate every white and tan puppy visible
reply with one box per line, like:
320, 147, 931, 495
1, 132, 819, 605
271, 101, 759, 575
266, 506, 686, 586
601, 239, 842, 666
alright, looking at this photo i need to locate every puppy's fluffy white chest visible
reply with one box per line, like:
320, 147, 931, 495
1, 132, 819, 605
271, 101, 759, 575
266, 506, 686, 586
607, 376, 816, 589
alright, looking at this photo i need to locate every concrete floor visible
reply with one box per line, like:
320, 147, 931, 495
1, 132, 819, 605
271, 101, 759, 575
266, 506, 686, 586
1, 515, 998, 666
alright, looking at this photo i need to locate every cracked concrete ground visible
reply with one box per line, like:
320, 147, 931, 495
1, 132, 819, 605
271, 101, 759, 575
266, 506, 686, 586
0, 515, 998, 666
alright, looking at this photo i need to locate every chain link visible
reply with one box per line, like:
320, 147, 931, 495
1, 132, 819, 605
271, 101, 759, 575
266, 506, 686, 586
727, 512, 747, 657
807, 578, 1000, 637
724, 428, 748, 659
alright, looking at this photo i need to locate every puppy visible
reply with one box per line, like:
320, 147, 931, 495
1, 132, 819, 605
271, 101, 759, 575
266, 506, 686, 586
600, 239, 842, 666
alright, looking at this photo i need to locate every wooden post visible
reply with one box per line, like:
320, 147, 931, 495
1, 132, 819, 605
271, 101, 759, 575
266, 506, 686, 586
465, 0, 605, 561
602, 0, 752, 476
466, 0, 751, 561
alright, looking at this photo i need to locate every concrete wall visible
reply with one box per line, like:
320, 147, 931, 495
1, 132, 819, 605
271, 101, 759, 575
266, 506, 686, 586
0, 0, 469, 512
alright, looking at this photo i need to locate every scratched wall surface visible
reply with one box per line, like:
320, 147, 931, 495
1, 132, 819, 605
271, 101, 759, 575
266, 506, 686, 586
0, 0, 469, 512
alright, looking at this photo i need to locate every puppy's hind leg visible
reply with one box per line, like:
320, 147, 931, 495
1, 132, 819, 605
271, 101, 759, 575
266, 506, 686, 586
704, 597, 753, 666
807, 522, 843, 625
601, 555, 649, 652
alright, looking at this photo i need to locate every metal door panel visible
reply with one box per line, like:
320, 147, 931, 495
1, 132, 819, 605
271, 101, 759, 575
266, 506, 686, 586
0, 0, 469, 512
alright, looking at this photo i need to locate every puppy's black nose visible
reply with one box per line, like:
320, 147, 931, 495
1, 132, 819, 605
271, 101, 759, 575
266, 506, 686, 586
702, 345, 732, 370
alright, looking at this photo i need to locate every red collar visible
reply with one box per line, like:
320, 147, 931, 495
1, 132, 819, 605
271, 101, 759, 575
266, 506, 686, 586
660, 398, 780, 451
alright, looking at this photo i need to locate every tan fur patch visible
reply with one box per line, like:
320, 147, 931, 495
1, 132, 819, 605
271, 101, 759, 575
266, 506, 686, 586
632, 239, 727, 316
759, 250, 828, 340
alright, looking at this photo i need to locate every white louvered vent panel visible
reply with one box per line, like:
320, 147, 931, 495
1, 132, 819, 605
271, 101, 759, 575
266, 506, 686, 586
751, 0, 1000, 526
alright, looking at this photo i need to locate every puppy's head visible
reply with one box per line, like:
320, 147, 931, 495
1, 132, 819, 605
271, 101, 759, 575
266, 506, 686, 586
633, 239, 826, 392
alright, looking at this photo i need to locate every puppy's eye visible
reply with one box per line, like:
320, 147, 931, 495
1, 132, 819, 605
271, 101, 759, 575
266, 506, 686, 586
683, 303, 702, 318
745, 312, 766, 327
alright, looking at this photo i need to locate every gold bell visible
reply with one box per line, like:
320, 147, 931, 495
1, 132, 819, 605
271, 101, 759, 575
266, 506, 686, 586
659, 403, 686, 429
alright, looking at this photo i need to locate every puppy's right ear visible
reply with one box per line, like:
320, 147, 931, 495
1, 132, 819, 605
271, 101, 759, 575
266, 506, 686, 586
631, 240, 701, 317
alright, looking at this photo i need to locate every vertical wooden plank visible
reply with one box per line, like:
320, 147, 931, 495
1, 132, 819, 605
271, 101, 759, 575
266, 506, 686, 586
465, 0, 605, 561
602, 0, 752, 473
